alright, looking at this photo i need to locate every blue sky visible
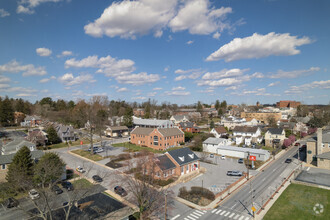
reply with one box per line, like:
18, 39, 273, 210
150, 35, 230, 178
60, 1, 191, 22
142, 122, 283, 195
0, 0, 329, 105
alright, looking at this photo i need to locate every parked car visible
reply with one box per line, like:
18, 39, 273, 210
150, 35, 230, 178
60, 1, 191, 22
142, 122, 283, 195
76, 166, 85, 173
92, 175, 103, 183
88, 146, 99, 152
52, 185, 63, 195
285, 158, 292, 163
221, 155, 226, 160
114, 186, 127, 196
238, 158, 244, 163
29, 189, 40, 200
210, 154, 214, 158
95, 148, 104, 153
5, 198, 19, 208
294, 142, 300, 146
227, 171, 243, 176
61, 181, 74, 191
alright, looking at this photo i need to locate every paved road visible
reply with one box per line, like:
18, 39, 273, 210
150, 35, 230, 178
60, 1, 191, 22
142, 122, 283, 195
174, 146, 301, 220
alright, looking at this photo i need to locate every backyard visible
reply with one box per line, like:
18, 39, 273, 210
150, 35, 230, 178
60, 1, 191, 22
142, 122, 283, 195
264, 184, 330, 220
112, 142, 182, 154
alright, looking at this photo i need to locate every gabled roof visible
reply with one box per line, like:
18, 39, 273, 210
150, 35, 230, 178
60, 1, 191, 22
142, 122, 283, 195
158, 128, 184, 137
0, 150, 44, 165
130, 127, 154, 135
214, 127, 227, 134
155, 155, 176, 171
166, 147, 199, 166
267, 128, 284, 135
2, 138, 36, 154
133, 118, 173, 127
316, 151, 330, 160
179, 122, 197, 129
108, 126, 128, 131
203, 137, 227, 145
233, 126, 258, 133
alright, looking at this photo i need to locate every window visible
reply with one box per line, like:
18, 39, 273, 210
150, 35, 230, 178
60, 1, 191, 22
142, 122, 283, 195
164, 171, 167, 177
181, 166, 184, 173
186, 165, 189, 171
1, 164, 5, 170
153, 136, 159, 146
156, 172, 160, 177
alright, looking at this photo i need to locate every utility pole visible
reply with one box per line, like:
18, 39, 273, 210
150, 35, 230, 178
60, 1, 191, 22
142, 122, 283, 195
247, 152, 250, 180
164, 191, 167, 220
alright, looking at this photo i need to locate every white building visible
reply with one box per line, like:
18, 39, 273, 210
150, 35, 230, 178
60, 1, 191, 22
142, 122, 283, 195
232, 126, 262, 146
215, 146, 270, 161
202, 137, 232, 153
170, 115, 190, 125
133, 117, 174, 128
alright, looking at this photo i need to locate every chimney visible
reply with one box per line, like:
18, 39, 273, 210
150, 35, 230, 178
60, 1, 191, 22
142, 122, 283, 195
317, 128, 323, 155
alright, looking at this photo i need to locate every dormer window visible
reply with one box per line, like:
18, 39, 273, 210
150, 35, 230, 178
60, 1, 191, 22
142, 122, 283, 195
188, 154, 194, 159
179, 156, 184, 162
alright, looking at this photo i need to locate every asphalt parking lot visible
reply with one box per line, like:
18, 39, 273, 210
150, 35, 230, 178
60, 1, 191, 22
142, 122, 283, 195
296, 167, 330, 187
171, 155, 248, 195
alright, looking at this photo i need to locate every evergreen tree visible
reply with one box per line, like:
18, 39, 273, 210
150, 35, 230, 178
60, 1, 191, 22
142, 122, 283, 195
196, 101, 203, 113
210, 120, 215, 129
215, 100, 220, 110
6, 146, 34, 191
46, 126, 61, 144
0, 96, 14, 126
124, 107, 133, 127
220, 100, 227, 109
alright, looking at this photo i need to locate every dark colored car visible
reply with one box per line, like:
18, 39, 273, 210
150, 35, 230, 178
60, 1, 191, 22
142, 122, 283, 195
52, 185, 63, 194
114, 186, 127, 196
238, 158, 244, 163
92, 175, 103, 183
5, 198, 19, 208
61, 181, 74, 191
285, 158, 292, 163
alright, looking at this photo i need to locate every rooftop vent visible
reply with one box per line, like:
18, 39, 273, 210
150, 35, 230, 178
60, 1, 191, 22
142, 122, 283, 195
188, 154, 194, 159
179, 156, 184, 162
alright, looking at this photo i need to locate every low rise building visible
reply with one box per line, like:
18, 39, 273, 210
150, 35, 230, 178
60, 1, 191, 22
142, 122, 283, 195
264, 128, 285, 147
133, 117, 174, 128
203, 137, 232, 153
130, 127, 184, 151
178, 122, 200, 133
1, 138, 36, 155
26, 129, 48, 146
20, 115, 42, 127
170, 115, 190, 125
104, 126, 129, 137
241, 112, 281, 125
232, 126, 262, 146
55, 125, 77, 142
276, 100, 301, 108
210, 127, 227, 138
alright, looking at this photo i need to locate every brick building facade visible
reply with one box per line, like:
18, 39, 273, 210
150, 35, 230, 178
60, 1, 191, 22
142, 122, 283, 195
276, 100, 301, 108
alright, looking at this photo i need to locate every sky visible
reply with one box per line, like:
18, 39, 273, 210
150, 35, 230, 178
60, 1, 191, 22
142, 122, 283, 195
0, 0, 329, 105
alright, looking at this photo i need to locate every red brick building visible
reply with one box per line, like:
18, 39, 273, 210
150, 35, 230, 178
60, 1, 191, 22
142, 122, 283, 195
178, 122, 200, 133
130, 127, 184, 151
276, 100, 301, 108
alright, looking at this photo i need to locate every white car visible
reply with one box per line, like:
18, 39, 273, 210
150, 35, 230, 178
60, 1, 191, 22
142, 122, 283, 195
29, 189, 40, 200
221, 155, 226, 160
95, 148, 104, 153
76, 166, 85, 173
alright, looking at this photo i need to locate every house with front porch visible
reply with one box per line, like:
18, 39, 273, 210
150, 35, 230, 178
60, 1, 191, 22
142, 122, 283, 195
232, 126, 262, 146
264, 128, 286, 147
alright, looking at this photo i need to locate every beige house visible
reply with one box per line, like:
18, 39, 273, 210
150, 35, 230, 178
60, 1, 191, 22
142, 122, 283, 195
104, 126, 129, 137
241, 112, 281, 125
264, 128, 286, 147
306, 128, 330, 170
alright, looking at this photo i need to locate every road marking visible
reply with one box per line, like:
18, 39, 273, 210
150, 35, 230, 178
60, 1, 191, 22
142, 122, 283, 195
224, 212, 231, 217
193, 212, 202, 217
229, 213, 235, 218
190, 214, 199, 218
184, 218, 189, 220
220, 211, 227, 215
238, 216, 245, 220
171, 215, 180, 220
234, 214, 240, 219
231, 203, 237, 209
262, 178, 266, 181
211, 209, 217, 213
245, 217, 250, 220
273, 168, 276, 172
202, 210, 207, 213
216, 209, 222, 214
187, 216, 196, 220
307, 167, 310, 171
195, 210, 204, 215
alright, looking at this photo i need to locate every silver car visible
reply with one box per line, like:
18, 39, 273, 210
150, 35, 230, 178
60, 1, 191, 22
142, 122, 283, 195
29, 189, 40, 200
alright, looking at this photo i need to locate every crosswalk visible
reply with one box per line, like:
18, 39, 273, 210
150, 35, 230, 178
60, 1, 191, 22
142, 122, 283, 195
183, 210, 207, 220
210, 208, 250, 220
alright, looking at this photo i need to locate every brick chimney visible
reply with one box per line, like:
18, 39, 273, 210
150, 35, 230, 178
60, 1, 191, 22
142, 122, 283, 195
317, 128, 323, 155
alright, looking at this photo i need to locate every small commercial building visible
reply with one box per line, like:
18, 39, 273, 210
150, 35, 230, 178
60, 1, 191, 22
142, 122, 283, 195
203, 137, 232, 153
104, 126, 129, 137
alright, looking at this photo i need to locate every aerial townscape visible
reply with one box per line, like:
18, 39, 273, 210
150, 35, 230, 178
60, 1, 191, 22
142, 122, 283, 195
0, 0, 329, 220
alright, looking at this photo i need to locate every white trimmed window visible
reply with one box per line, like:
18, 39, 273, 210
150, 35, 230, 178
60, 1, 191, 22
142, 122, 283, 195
1, 164, 5, 170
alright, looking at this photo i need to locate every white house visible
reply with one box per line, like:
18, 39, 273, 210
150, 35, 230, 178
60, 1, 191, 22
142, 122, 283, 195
170, 115, 190, 125
232, 126, 262, 146
202, 137, 232, 154
215, 146, 270, 161
210, 127, 227, 138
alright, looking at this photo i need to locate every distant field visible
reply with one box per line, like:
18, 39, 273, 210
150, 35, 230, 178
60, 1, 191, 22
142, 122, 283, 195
264, 184, 330, 220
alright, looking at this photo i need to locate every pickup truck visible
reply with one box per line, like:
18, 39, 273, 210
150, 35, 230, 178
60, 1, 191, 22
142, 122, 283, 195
227, 171, 243, 176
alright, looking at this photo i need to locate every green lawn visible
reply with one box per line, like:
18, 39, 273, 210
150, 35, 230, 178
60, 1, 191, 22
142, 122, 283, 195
72, 178, 93, 189
112, 142, 183, 154
264, 184, 330, 220
71, 149, 104, 161
47, 138, 91, 150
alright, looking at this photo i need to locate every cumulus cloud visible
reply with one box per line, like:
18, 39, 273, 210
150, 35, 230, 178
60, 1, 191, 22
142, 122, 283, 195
16, 93, 37, 97
0, 75, 10, 83
174, 68, 204, 81
116, 87, 128, 92
147, 92, 157, 97
186, 40, 194, 45
57, 50, 73, 58
153, 87, 163, 91
202, 68, 248, 80
231, 88, 279, 97
284, 80, 330, 94
39, 78, 50, 83
116, 72, 160, 85
36, 47, 52, 57
0, 9, 10, 17
213, 32, 221, 39
165, 86, 190, 96
58, 73, 96, 86
269, 67, 320, 78
132, 96, 147, 100
85, 0, 232, 39
0, 60, 47, 76
0, 84, 10, 89
17, 0, 63, 14
268, 81, 280, 87
206, 32, 312, 62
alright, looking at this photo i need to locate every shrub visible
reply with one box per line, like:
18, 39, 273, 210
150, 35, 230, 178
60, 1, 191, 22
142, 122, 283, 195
178, 186, 215, 201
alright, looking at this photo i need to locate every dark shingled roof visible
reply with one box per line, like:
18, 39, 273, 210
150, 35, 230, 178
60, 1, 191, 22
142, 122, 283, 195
214, 127, 227, 134
166, 147, 199, 166
0, 150, 44, 165
267, 128, 284, 135
316, 151, 330, 160
233, 126, 258, 133
155, 155, 176, 171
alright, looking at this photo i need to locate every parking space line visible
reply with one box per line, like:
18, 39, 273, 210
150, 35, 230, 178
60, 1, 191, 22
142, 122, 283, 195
224, 212, 231, 217
211, 209, 217, 213
190, 214, 199, 218
193, 212, 201, 217
216, 209, 222, 214
234, 214, 240, 219
220, 211, 227, 215
170, 214, 180, 220
229, 213, 236, 218
187, 216, 196, 220
195, 210, 204, 215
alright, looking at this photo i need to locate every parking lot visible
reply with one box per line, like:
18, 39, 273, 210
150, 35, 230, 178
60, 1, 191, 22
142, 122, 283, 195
171, 154, 251, 195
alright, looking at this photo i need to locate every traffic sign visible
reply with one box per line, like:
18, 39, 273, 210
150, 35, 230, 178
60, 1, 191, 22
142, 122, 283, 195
251, 206, 256, 212
249, 155, 256, 161
80, 141, 83, 145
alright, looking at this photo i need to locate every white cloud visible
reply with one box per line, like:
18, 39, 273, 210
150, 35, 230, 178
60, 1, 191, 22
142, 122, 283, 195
17, 0, 63, 14
225, 85, 240, 91
165, 86, 190, 96
0, 60, 47, 76
16, 93, 37, 97
147, 92, 157, 97
284, 80, 330, 94
202, 68, 248, 80
206, 32, 312, 62
116, 72, 160, 85
39, 78, 50, 83
199, 87, 214, 93
84, 0, 177, 39
198, 72, 261, 87
186, 40, 194, 45
0, 75, 10, 83
0, 9, 10, 17
231, 88, 279, 97
213, 32, 221, 39
268, 81, 280, 87
58, 73, 96, 86
57, 50, 73, 58
164, 66, 169, 72
269, 67, 320, 78
36, 47, 52, 57
85, 0, 232, 39
174, 68, 204, 81
116, 87, 128, 92
169, 0, 232, 35
172, 86, 186, 91
0, 84, 10, 89
132, 96, 147, 100
153, 87, 163, 91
